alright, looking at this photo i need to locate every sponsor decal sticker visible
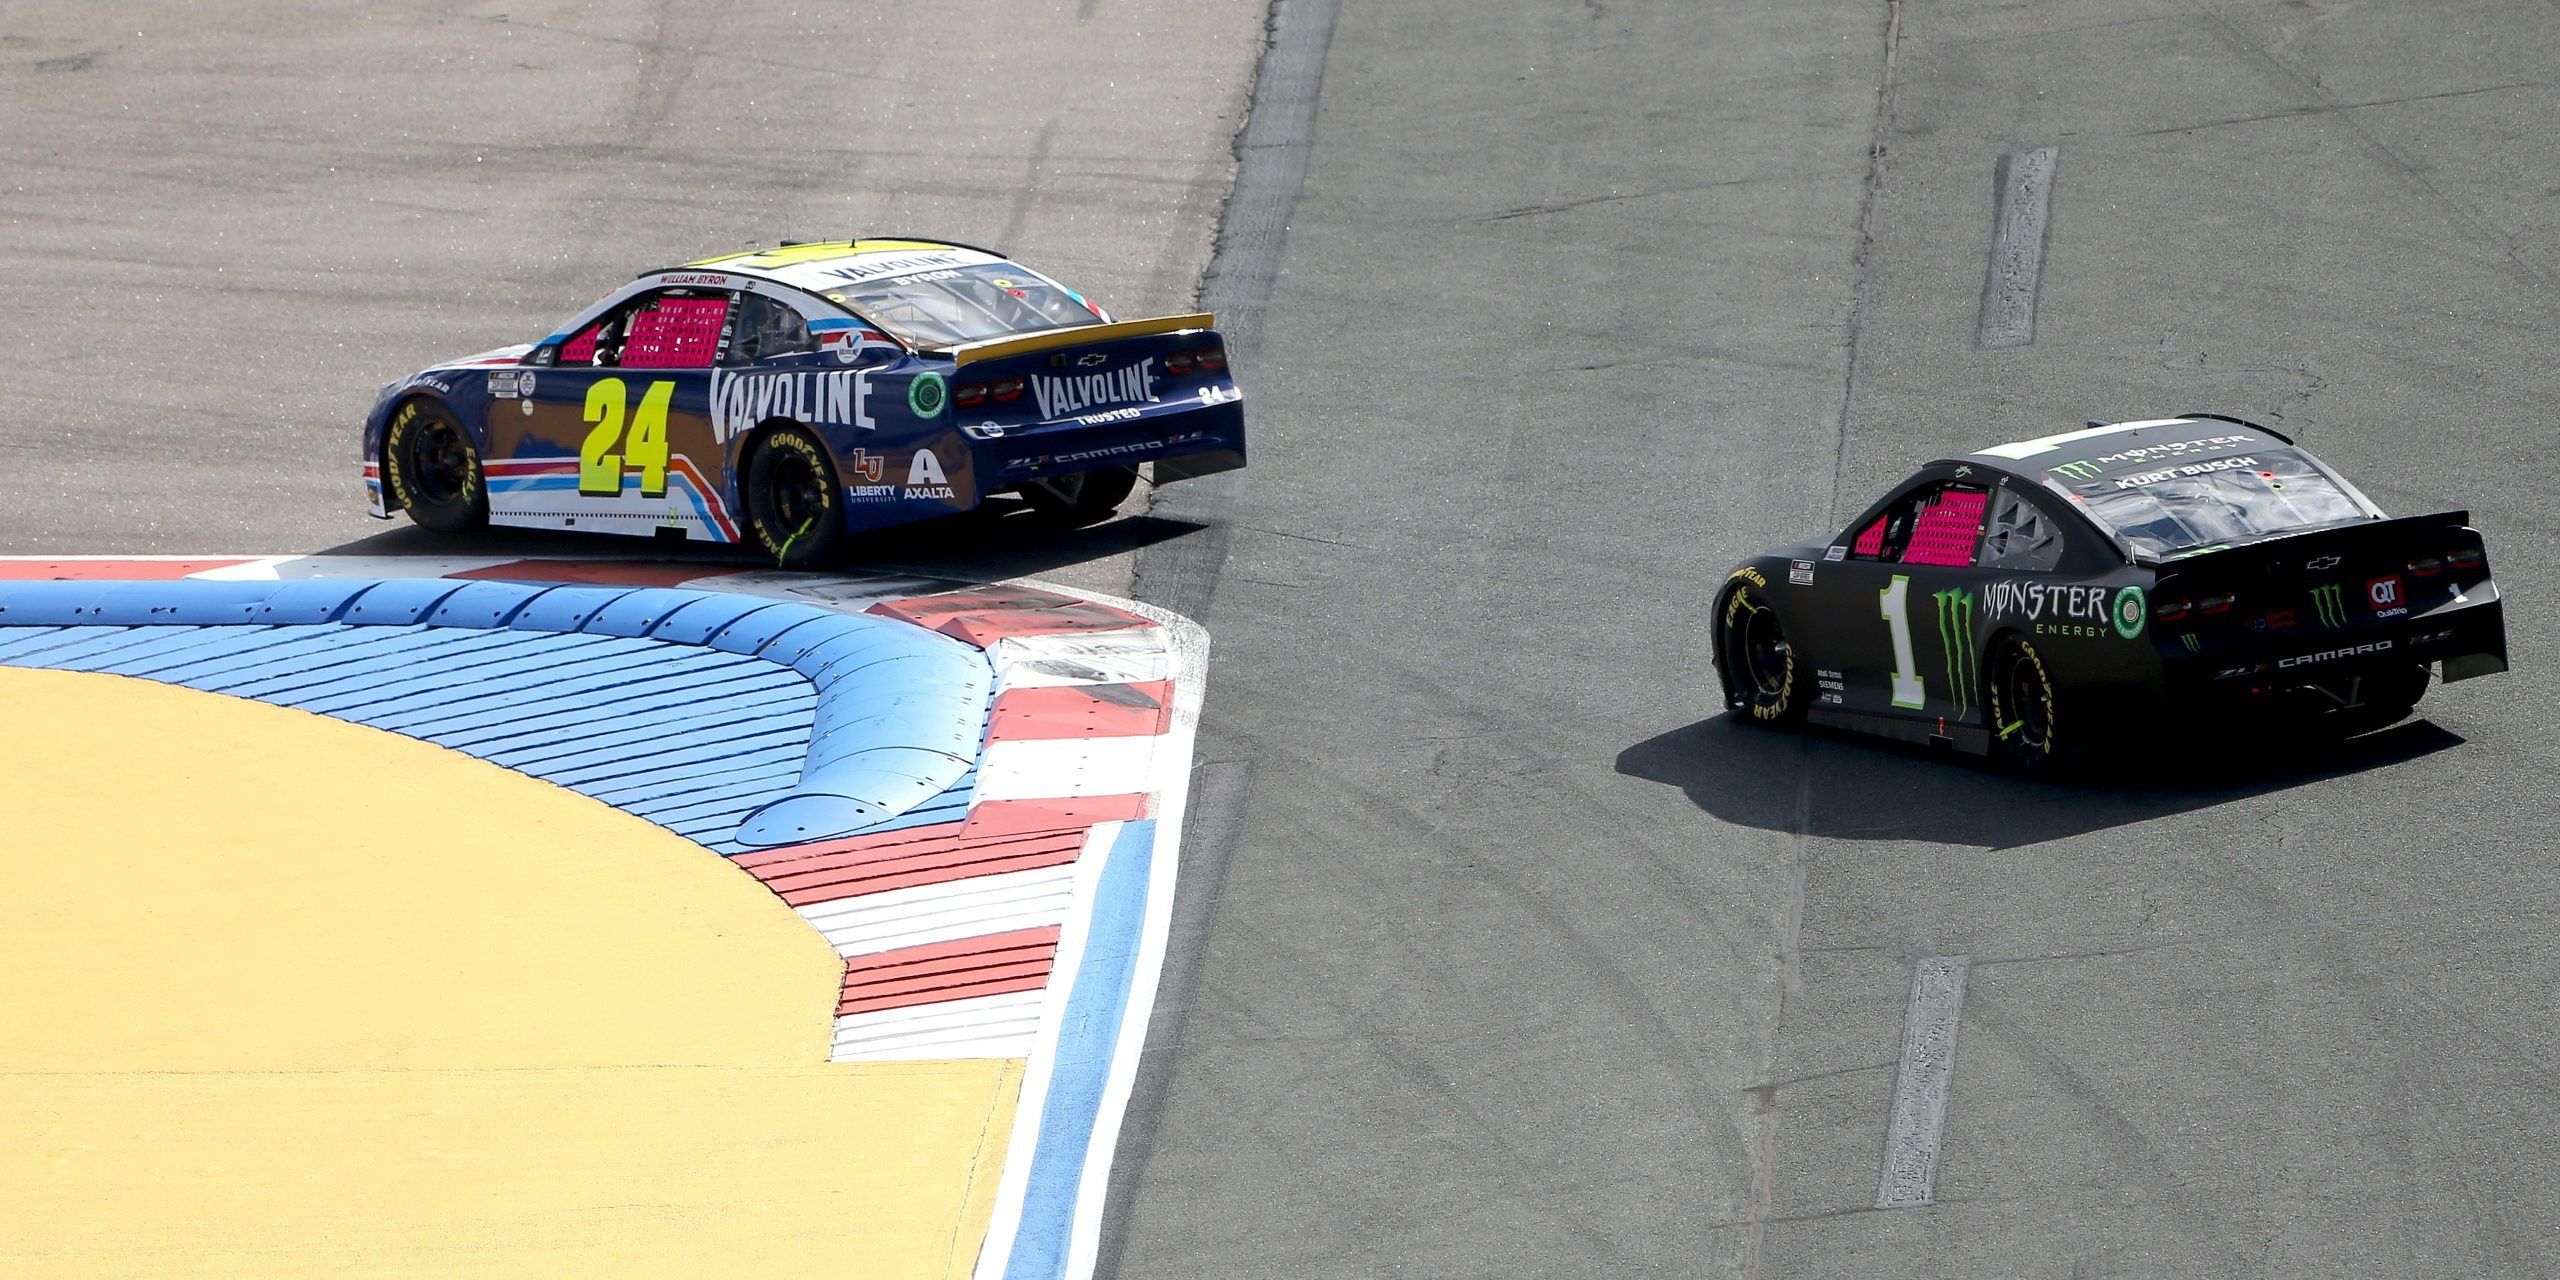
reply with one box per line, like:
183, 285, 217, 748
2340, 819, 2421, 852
1032, 360, 1159, 420
908, 372, 947, 418
1932, 588, 1977, 716
487, 370, 525, 399
1824, 545, 1847, 562
2366, 574, 2407, 619
2091, 434, 2251, 465
2310, 582, 2347, 629
2111, 585, 2147, 640
2111, 455, 2259, 490
1789, 560, 1816, 586
1077, 407, 1145, 426
2278, 639, 2395, 669
2049, 460, 2102, 481
904, 449, 955, 499
1196, 383, 1242, 408
1985, 580, 2109, 626
817, 249, 982, 284
2180, 632, 2201, 653
710, 368, 877, 443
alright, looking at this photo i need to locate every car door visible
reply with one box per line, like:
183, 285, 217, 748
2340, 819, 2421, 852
491, 286, 734, 540
1816, 477, 1994, 730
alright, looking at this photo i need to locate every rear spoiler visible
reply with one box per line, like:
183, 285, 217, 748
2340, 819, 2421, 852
2175, 411, 2295, 445
940, 313, 1216, 368
2144, 509, 2473, 568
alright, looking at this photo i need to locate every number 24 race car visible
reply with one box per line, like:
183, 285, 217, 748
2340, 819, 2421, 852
1715, 415, 2509, 771
362, 238, 1247, 565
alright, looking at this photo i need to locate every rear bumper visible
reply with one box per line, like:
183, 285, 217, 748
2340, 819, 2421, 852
2168, 586, 2507, 704
977, 399, 1246, 492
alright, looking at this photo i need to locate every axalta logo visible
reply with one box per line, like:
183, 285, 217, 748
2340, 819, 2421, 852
1032, 359, 1158, 420
2277, 640, 2395, 669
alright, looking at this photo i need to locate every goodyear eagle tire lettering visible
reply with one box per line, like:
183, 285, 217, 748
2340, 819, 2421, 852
383, 398, 489, 535
744, 426, 852, 569
1987, 634, 2059, 773
1722, 584, 1803, 725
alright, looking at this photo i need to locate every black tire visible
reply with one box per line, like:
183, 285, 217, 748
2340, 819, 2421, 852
1018, 466, 1138, 527
1720, 584, 1804, 725
1986, 634, 2060, 773
382, 398, 487, 534
743, 427, 851, 568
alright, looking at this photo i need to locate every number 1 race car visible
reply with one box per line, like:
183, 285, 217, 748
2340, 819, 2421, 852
362, 238, 1246, 565
1715, 415, 2509, 771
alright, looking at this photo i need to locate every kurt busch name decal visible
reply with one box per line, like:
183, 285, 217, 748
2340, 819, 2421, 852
1032, 359, 1158, 420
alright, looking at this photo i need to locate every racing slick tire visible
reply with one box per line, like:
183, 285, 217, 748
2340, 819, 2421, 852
382, 398, 488, 535
1019, 466, 1138, 527
1986, 633, 2060, 774
744, 426, 851, 569
1720, 584, 1805, 726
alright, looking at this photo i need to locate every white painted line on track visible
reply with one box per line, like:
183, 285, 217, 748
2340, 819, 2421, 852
1876, 954, 1971, 1209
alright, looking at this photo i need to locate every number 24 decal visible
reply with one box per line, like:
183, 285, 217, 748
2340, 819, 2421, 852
580, 377, 676, 498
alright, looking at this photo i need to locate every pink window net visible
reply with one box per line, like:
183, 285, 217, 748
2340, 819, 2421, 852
1901, 488, 1987, 567
559, 323, 601, 364
1851, 516, 1888, 558
620, 296, 730, 369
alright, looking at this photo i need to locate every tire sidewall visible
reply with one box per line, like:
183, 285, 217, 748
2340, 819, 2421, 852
1987, 634, 2058, 773
383, 398, 487, 534
1721, 584, 1802, 724
744, 426, 849, 568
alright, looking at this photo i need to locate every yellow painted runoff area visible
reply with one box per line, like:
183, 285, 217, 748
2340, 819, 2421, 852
0, 667, 1020, 1279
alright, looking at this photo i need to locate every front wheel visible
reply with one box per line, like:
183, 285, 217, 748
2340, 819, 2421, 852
383, 398, 488, 534
1720, 584, 1804, 725
1986, 634, 2059, 773
743, 427, 850, 568
1019, 466, 1138, 527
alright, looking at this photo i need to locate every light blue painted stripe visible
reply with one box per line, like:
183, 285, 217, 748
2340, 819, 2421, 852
290, 637, 719, 716
1002, 818, 1158, 1280
468, 689, 816, 764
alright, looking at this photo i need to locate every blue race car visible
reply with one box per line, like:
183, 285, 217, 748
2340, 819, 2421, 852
362, 238, 1246, 565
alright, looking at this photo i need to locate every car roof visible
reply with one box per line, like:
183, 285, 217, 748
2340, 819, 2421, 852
1943, 415, 2298, 482
674, 238, 1013, 294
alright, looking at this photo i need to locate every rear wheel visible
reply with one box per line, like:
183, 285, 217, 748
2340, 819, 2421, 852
1019, 466, 1138, 527
382, 398, 487, 534
1986, 634, 2059, 773
2321, 662, 2429, 737
744, 427, 850, 568
1721, 584, 1804, 725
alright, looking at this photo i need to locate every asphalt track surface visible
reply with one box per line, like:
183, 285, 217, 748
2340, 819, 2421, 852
11, 3, 2560, 1279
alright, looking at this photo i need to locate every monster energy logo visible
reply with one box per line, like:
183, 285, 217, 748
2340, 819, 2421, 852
2050, 460, 2103, 480
1934, 588, 1976, 717
2310, 582, 2346, 629
2180, 632, 2200, 653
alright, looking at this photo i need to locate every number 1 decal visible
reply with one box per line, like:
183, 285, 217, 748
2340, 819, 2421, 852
579, 377, 676, 498
1879, 574, 1926, 709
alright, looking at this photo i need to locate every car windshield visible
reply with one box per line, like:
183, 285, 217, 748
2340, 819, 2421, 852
2064, 448, 2374, 558
823, 263, 1100, 349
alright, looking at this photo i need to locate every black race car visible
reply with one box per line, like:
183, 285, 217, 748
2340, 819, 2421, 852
1714, 414, 2508, 771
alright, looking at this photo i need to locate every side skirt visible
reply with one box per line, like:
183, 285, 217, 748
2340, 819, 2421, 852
1809, 707, 1992, 757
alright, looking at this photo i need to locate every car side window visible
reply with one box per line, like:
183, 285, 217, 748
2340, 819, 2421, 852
559, 289, 731, 369
1848, 482, 1989, 567
727, 292, 818, 364
1978, 484, 2067, 572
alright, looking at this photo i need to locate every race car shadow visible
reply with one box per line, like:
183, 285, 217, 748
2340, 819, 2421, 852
1614, 713, 2467, 849
321, 502, 1204, 585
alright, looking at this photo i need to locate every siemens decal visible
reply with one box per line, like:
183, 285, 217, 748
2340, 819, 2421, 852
1033, 359, 1158, 420
710, 368, 875, 443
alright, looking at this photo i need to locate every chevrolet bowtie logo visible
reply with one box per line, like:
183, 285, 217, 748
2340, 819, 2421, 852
1076, 353, 1108, 367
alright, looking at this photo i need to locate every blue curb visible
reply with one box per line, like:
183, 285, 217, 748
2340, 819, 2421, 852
0, 577, 993, 849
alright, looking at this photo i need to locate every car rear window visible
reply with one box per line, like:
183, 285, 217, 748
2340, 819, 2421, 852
2061, 448, 2374, 558
824, 263, 1102, 349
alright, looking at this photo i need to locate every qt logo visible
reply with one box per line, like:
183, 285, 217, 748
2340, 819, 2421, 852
2367, 575, 2402, 609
